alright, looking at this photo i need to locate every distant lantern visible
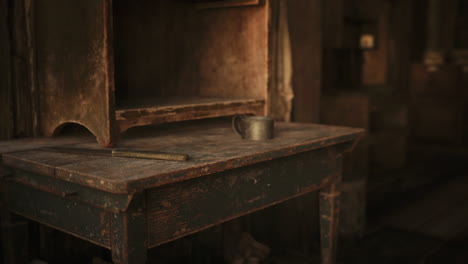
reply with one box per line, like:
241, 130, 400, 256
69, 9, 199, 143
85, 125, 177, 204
360, 34, 375, 50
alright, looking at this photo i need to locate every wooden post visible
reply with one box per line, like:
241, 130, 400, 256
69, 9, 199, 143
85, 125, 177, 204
288, 0, 322, 123
426, 0, 441, 52
111, 193, 147, 264
319, 183, 341, 264
0, 0, 14, 140
11, 0, 39, 137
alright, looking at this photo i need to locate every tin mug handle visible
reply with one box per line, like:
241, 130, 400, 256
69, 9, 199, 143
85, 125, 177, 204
232, 115, 247, 138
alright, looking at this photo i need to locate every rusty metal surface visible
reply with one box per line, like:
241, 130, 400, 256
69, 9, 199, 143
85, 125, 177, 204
2, 121, 363, 194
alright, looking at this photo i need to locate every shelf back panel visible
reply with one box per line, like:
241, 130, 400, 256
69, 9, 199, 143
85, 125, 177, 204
113, 0, 269, 104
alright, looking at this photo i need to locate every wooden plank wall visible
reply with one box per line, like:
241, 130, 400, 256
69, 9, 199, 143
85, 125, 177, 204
10, 0, 38, 138
0, 0, 14, 141
289, 0, 322, 123
1, 0, 39, 140
271, 0, 323, 252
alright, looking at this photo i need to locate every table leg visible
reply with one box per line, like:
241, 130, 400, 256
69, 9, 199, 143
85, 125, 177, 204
1, 212, 29, 264
111, 193, 147, 264
319, 183, 341, 264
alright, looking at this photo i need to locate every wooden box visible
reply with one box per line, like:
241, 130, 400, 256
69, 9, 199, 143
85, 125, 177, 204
36, 0, 269, 146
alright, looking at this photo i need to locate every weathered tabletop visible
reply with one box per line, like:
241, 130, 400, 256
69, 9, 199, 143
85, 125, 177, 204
1, 120, 363, 194
1, 120, 363, 264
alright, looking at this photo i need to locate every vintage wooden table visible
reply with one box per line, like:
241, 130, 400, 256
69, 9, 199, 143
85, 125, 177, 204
0, 120, 362, 264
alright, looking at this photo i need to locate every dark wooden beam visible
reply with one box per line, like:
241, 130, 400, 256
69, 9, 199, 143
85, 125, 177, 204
266, 0, 324, 253
288, 0, 322, 123
11, 0, 39, 138
0, 0, 14, 140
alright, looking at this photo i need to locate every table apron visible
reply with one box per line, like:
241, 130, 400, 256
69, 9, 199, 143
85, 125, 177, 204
3, 181, 112, 249
5, 169, 133, 213
146, 147, 342, 247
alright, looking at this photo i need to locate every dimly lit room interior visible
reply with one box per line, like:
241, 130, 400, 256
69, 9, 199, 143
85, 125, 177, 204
0, 0, 467, 263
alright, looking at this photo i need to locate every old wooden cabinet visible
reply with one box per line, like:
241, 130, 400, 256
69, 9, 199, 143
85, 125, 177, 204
36, 0, 269, 146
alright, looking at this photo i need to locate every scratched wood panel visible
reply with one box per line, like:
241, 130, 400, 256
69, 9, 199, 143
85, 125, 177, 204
2, 150, 107, 177
3, 121, 362, 193
197, 2, 268, 101
0, 136, 93, 155
146, 148, 338, 247
113, 0, 269, 104
116, 97, 265, 133
11, 0, 39, 138
0, 135, 93, 179
35, 0, 116, 146
7, 170, 132, 213
5, 181, 111, 248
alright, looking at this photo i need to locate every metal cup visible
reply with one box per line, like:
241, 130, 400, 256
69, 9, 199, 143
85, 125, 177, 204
232, 115, 274, 141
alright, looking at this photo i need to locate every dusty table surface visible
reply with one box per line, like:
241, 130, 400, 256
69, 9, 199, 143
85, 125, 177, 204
1, 120, 363, 194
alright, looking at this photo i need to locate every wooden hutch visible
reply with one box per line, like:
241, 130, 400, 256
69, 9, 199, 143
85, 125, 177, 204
37, 0, 269, 146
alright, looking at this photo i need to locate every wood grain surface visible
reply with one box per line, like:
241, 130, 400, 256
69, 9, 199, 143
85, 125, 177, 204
36, 0, 116, 146
146, 147, 337, 247
116, 97, 265, 132
2, 121, 362, 193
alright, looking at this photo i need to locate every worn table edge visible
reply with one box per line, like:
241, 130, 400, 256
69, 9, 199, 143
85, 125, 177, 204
2, 126, 364, 194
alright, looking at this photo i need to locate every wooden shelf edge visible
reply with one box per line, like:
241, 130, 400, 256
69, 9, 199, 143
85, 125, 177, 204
116, 98, 265, 133
195, 0, 261, 10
